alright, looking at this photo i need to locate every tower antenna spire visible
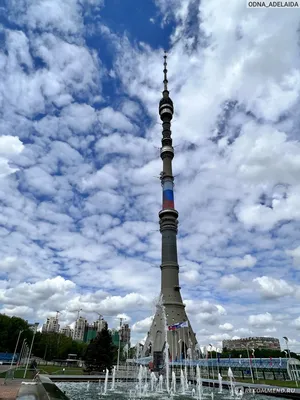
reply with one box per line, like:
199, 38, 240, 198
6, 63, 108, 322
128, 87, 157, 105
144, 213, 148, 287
163, 50, 168, 92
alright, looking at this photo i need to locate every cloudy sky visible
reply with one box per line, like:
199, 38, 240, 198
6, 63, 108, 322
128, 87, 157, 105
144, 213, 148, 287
0, 0, 300, 351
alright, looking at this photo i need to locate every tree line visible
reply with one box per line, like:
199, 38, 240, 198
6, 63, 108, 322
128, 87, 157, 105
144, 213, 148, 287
0, 314, 87, 360
0, 313, 134, 369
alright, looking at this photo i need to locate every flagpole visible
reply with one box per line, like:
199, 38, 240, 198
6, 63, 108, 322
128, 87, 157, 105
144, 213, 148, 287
209, 344, 215, 383
10, 330, 23, 371
19, 339, 26, 369
179, 329, 182, 371
187, 329, 192, 371
171, 330, 174, 374
24, 328, 37, 379
245, 345, 254, 384
216, 349, 220, 375
252, 349, 258, 381
21, 340, 28, 368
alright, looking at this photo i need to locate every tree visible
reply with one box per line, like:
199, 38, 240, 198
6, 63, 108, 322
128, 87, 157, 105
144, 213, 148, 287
83, 328, 116, 373
0, 314, 32, 353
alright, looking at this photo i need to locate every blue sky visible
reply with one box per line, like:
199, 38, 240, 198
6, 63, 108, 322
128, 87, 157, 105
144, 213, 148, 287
0, 0, 300, 350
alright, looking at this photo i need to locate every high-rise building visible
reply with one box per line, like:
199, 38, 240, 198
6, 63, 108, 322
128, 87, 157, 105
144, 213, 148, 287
83, 323, 98, 343
110, 329, 119, 347
42, 317, 60, 333
143, 53, 197, 370
120, 323, 131, 345
95, 318, 108, 332
73, 316, 87, 341
60, 326, 73, 338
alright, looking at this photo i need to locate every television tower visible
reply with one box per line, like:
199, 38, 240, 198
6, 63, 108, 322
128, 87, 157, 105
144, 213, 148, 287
143, 52, 197, 370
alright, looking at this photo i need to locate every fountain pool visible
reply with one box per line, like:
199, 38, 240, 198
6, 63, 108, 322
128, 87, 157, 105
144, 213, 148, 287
56, 381, 289, 400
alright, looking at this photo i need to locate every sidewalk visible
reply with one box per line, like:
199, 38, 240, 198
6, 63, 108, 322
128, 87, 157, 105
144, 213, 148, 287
0, 379, 23, 400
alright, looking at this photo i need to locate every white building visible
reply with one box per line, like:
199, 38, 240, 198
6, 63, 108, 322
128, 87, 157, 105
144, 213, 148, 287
42, 317, 60, 333
95, 318, 108, 332
60, 325, 73, 338
73, 317, 87, 341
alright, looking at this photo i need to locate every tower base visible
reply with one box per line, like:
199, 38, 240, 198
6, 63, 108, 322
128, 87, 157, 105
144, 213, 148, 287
142, 300, 197, 362
153, 351, 164, 372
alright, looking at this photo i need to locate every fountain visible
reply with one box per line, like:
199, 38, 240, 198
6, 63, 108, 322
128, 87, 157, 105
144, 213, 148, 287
150, 371, 157, 392
228, 367, 234, 397
171, 370, 176, 393
160, 299, 170, 393
158, 374, 163, 392
196, 364, 202, 400
56, 360, 292, 400
180, 368, 186, 394
103, 369, 109, 394
111, 366, 116, 391
218, 372, 223, 394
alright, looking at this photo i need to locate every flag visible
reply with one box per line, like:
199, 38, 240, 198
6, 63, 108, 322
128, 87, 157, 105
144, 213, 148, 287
179, 321, 188, 328
168, 325, 176, 331
168, 321, 188, 330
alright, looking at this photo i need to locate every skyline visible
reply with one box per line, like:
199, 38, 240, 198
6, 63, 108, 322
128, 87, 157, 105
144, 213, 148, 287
0, 1, 300, 351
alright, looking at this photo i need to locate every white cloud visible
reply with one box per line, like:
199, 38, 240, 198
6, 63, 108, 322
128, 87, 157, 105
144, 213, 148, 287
0, 0, 300, 351
132, 316, 154, 333
209, 333, 231, 341
0, 135, 24, 177
220, 275, 242, 291
291, 317, 300, 330
219, 323, 234, 331
248, 312, 273, 328
286, 246, 300, 268
231, 254, 257, 268
264, 327, 277, 333
254, 276, 295, 299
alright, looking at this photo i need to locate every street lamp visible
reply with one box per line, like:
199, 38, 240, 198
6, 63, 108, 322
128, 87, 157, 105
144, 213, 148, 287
209, 344, 215, 381
24, 323, 39, 379
10, 330, 23, 370
283, 336, 298, 387
117, 317, 124, 371
252, 348, 259, 381
244, 345, 254, 384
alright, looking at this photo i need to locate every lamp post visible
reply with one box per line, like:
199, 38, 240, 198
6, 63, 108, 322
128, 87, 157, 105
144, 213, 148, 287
209, 344, 215, 382
18, 339, 27, 368
10, 330, 23, 370
252, 348, 259, 381
117, 317, 124, 371
244, 345, 254, 384
283, 336, 298, 386
24, 324, 38, 379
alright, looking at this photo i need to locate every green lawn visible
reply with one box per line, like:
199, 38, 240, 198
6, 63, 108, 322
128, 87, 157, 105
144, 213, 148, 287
0, 366, 84, 379
235, 378, 299, 388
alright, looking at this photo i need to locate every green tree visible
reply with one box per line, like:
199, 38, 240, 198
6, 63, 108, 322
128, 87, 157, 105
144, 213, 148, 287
83, 328, 116, 373
0, 314, 32, 353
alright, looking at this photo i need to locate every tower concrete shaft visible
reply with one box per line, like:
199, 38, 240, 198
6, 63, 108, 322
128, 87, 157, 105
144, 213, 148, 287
142, 53, 197, 369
